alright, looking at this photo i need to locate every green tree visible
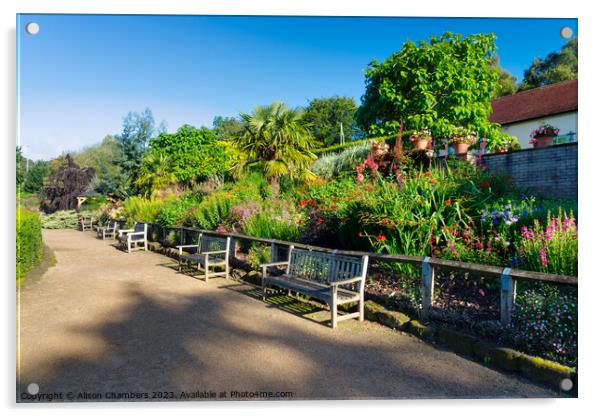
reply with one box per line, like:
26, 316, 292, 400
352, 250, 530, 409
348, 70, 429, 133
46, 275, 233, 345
356, 32, 502, 141
134, 153, 177, 198
147, 125, 229, 184
519, 38, 577, 91
16, 146, 25, 188
23, 160, 49, 194
73, 135, 124, 194
212, 116, 245, 141
303, 96, 359, 147
490, 55, 518, 97
234, 101, 317, 196
115, 108, 157, 196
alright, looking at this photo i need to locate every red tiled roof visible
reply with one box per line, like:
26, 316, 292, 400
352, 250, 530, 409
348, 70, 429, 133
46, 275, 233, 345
490, 79, 578, 125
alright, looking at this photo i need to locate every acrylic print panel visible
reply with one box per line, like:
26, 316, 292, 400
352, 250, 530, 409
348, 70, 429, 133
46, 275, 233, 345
16, 13, 578, 402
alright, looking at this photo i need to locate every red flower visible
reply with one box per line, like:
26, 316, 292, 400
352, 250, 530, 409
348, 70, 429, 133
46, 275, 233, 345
358, 231, 364, 237
424, 172, 432, 177
375, 234, 387, 242
480, 181, 491, 188
429, 179, 438, 185
316, 218, 324, 225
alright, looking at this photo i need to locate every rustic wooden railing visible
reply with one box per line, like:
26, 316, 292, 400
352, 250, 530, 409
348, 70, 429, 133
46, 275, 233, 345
144, 222, 577, 326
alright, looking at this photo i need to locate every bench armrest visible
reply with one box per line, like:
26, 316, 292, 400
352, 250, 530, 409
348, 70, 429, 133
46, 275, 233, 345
330, 276, 364, 287
260, 261, 290, 278
177, 244, 199, 255
118, 229, 134, 235
201, 250, 228, 255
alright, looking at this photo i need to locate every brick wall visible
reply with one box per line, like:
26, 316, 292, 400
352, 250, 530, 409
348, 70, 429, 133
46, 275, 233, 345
482, 143, 577, 200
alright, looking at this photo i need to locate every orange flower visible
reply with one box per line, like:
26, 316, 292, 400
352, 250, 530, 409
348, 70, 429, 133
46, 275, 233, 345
429, 179, 438, 185
375, 234, 387, 242
444, 199, 452, 206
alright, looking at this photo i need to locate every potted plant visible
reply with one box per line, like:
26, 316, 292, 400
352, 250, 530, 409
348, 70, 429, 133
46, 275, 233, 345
529, 123, 559, 148
449, 126, 477, 154
487, 133, 520, 154
409, 127, 432, 150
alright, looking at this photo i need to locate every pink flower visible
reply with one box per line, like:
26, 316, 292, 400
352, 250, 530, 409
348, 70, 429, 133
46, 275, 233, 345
540, 246, 548, 267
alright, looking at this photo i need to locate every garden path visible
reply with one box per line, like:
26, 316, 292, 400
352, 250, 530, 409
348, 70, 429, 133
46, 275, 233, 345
17, 229, 557, 401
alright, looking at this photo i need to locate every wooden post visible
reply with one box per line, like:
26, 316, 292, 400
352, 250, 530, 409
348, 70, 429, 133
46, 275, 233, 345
270, 239, 278, 263
421, 256, 435, 320
500, 267, 516, 325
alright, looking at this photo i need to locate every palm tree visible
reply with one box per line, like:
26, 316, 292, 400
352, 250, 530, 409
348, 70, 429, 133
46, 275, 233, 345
233, 101, 317, 196
135, 153, 177, 198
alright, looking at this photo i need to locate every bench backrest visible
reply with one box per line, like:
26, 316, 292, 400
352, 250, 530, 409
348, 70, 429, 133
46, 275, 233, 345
196, 233, 230, 254
287, 248, 368, 286
134, 222, 146, 233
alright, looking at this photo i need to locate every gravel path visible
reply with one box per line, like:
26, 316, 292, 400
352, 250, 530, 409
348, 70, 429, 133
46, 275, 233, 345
17, 229, 557, 401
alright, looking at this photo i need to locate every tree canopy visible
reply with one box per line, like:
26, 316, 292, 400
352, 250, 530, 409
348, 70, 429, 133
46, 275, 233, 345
356, 32, 503, 141
41, 155, 96, 213
147, 125, 229, 184
519, 38, 577, 91
302, 96, 359, 147
234, 101, 317, 195
23, 160, 49, 194
212, 116, 245, 141
490, 55, 518, 97
115, 108, 158, 196
73, 135, 124, 195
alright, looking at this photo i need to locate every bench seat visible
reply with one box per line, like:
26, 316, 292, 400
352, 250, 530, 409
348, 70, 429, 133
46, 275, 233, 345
263, 275, 361, 304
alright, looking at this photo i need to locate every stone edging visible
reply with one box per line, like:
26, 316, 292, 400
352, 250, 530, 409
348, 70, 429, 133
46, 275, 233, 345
364, 300, 577, 395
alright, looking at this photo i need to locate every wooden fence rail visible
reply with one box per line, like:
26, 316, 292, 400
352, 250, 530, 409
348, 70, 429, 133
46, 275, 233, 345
144, 222, 577, 325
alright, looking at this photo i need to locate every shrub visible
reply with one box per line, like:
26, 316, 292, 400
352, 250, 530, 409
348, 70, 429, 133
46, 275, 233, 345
247, 243, 271, 270
40, 210, 96, 229
17, 208, 43, 280
242, 201, 303, 241
122, 196, 163, 225
311, 142, 372, 178
312, 139, 372, 156
191, 191, 236, 230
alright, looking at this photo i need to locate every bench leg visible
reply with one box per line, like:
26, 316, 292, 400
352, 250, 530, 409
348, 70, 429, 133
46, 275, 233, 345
204, 266, 209, 282
359, 294, 365, 322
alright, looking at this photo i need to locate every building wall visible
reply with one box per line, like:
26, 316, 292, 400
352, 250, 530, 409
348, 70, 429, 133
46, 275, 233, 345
482, 143, 577, 200
501, 111, 578, 149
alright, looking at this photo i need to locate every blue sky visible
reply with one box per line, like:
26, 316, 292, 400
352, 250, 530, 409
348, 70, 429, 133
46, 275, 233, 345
17, 14, 577, 160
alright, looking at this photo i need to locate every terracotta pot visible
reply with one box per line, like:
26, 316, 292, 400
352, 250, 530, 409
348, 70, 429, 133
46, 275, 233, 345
534, 135, 554, 148
452, 142, 469, 154
413, 138, 430, 150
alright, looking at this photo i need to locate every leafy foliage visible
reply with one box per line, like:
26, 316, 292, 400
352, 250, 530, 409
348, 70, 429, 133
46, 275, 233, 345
16, 208, 43, 280
519, 38, 577, 91
303, 96, 360, 147
41, 155, 96, 213
115, 108, 158, 196
490, 55, 518, 97
356, 32, 503, 142
148, 125, 229, 184
212, 116, 245, 141
73, 135, 124, 194
23, 160, 49, 194
135, 153, 177, 198
310, 141, 372, 179
234, 101, 318, 195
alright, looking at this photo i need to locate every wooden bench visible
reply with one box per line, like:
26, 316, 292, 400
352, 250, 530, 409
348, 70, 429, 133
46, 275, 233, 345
117, 222, 148, 253
177, 233, 231, 281
261, 247, 369, 328
97, 220, 118, 240
79, 216, 94, 231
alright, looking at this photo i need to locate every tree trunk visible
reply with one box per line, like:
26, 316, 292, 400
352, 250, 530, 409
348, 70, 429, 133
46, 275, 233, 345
269, 176, 280, 198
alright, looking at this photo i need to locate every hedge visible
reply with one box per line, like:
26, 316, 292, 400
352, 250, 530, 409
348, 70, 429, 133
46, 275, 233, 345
17, 208, 43, 280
